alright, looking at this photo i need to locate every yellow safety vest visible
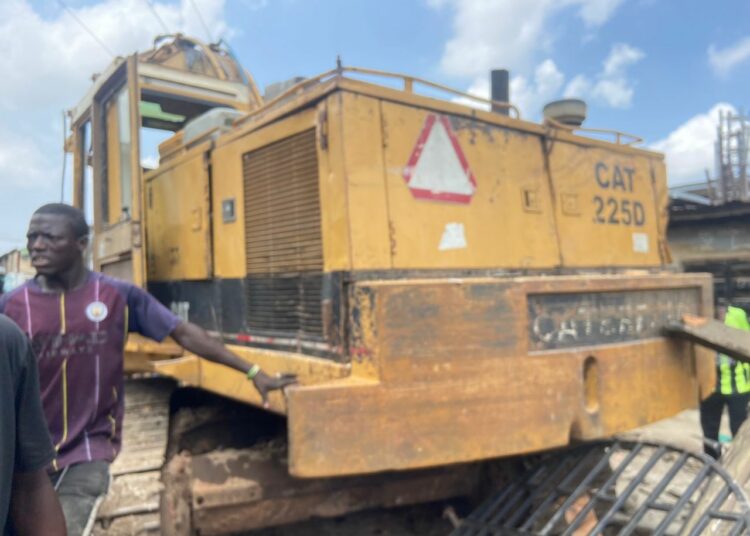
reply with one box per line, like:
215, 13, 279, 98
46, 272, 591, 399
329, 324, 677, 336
717, 306, 750, 395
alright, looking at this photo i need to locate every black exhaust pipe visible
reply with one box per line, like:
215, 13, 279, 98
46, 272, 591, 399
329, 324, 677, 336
491, 69, 509, 115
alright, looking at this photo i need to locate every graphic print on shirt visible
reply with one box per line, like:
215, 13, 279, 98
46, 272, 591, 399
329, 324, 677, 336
0, 274, 128, 469
85, 301, 109, 322
0, 272, 180, 470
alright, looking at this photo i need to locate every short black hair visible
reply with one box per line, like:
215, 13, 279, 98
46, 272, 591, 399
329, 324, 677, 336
33, 203, 89, 238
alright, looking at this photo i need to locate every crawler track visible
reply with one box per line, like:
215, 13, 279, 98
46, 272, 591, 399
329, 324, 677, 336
93, 378, 174, 535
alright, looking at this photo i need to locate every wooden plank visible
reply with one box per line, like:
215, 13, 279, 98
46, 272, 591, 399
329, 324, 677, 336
663, 315, 750, 364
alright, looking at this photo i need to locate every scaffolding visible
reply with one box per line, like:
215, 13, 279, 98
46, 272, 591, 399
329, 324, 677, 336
670, 109, 750, 207
668, 108, 750, 309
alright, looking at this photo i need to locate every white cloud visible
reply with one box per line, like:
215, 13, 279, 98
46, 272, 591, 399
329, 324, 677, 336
0, 0, 231, 254
511, 59, 565, 117
651, 103, 734, 186
564, 43, 643, 108
0, 0, 228, 112
564, 74, 592, 98
432, 1, 635, 118
708, 36, 750, 77
591, 79, 633, 108
578, 0, 626, 26
452, 78, 491, 110
602, 42, 643, 76
0, 129, 57, 189
459, 45, 641, 119
429, 0, 625, 78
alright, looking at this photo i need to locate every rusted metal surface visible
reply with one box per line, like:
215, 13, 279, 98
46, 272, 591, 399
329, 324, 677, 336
161, 442, 480, 535
287, 273, 713, 478
528, 288, 701, 351
161, 453, 193, 536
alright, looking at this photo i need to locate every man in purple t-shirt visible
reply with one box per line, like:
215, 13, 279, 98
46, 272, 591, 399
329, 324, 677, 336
0, 204, 296, 536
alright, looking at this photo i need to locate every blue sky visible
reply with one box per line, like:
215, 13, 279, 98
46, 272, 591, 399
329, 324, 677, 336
1, 0, 749, 252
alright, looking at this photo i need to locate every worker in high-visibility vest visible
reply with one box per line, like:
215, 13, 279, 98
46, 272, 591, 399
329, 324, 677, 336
700, 305, 750, 459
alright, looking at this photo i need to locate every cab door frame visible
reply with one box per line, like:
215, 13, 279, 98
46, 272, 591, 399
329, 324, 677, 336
82, 55, 147, 286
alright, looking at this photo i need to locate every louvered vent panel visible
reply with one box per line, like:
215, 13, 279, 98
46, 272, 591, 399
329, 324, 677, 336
242, 129, 324, 337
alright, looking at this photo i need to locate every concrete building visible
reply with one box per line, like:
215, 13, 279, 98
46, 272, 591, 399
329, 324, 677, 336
0, 248, 33, 293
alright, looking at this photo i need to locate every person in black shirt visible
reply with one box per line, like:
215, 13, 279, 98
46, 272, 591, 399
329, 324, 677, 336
0, 314, 65, 535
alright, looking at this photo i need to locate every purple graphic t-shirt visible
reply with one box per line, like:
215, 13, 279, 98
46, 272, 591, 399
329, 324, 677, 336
0, 272, 180, 470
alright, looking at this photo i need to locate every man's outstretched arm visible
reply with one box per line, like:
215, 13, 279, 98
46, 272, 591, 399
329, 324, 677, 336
11, 468, 66, 536
171, 321, 296, 407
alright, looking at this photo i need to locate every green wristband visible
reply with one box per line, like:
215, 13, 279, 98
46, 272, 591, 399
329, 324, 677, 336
247, 364, 261, 380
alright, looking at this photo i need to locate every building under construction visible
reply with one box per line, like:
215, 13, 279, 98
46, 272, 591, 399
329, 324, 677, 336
669, 109, 750, 309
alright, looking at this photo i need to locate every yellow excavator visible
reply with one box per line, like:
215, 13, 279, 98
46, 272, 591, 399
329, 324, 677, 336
65, 35, 716, 534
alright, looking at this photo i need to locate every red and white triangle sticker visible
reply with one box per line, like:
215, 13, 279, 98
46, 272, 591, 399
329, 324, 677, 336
403, 114, 477, 204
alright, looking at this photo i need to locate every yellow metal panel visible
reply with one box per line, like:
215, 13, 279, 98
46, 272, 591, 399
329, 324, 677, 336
378, 101, 561, 269
72, 121, 85, 209
125, 334, 183, 356
336, 77, 663, 160
696, 345, 717, 400
549, 143, 664, 266
355, 272, 712, 385
287, 338, 697, 477
145, 144, 212, 280
126, 57, 146, 287
338, 93, 392, 269
287, 272, 712, 477
651, 157, 672, 263
210, 108, 320, 278
105, 99, 122, 226
151, 344, 351, 414
94, 220, 132, 261
148, 355, 201, 383
318, 94, 353, 272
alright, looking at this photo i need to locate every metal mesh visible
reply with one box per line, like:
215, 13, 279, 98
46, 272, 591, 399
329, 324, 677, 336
452, 441, 750, 536
242, 129, 324, 338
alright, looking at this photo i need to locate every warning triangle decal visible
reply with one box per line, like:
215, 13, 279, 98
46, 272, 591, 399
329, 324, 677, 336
403, 114, 477, 204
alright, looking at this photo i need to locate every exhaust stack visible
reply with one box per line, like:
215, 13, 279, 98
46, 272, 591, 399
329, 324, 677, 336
490, 69, 509, 116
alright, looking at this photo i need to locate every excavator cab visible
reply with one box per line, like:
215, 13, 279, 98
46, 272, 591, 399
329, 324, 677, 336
68, 35, 260, 286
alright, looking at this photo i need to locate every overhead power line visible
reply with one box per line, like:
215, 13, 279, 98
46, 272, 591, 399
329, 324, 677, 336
144, 0, 170, 34
189, 0, 214, 43
57, 0, 115, 58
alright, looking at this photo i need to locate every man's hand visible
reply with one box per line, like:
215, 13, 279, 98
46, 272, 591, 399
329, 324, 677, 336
253, 370, 297, 408
171, 322, 297, 408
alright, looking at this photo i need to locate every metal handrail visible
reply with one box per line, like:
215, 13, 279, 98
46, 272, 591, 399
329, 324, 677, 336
545, 116, 643, 146
235, 64, 521, 128
236, 63, 644, 147
340, 65, 520, 118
